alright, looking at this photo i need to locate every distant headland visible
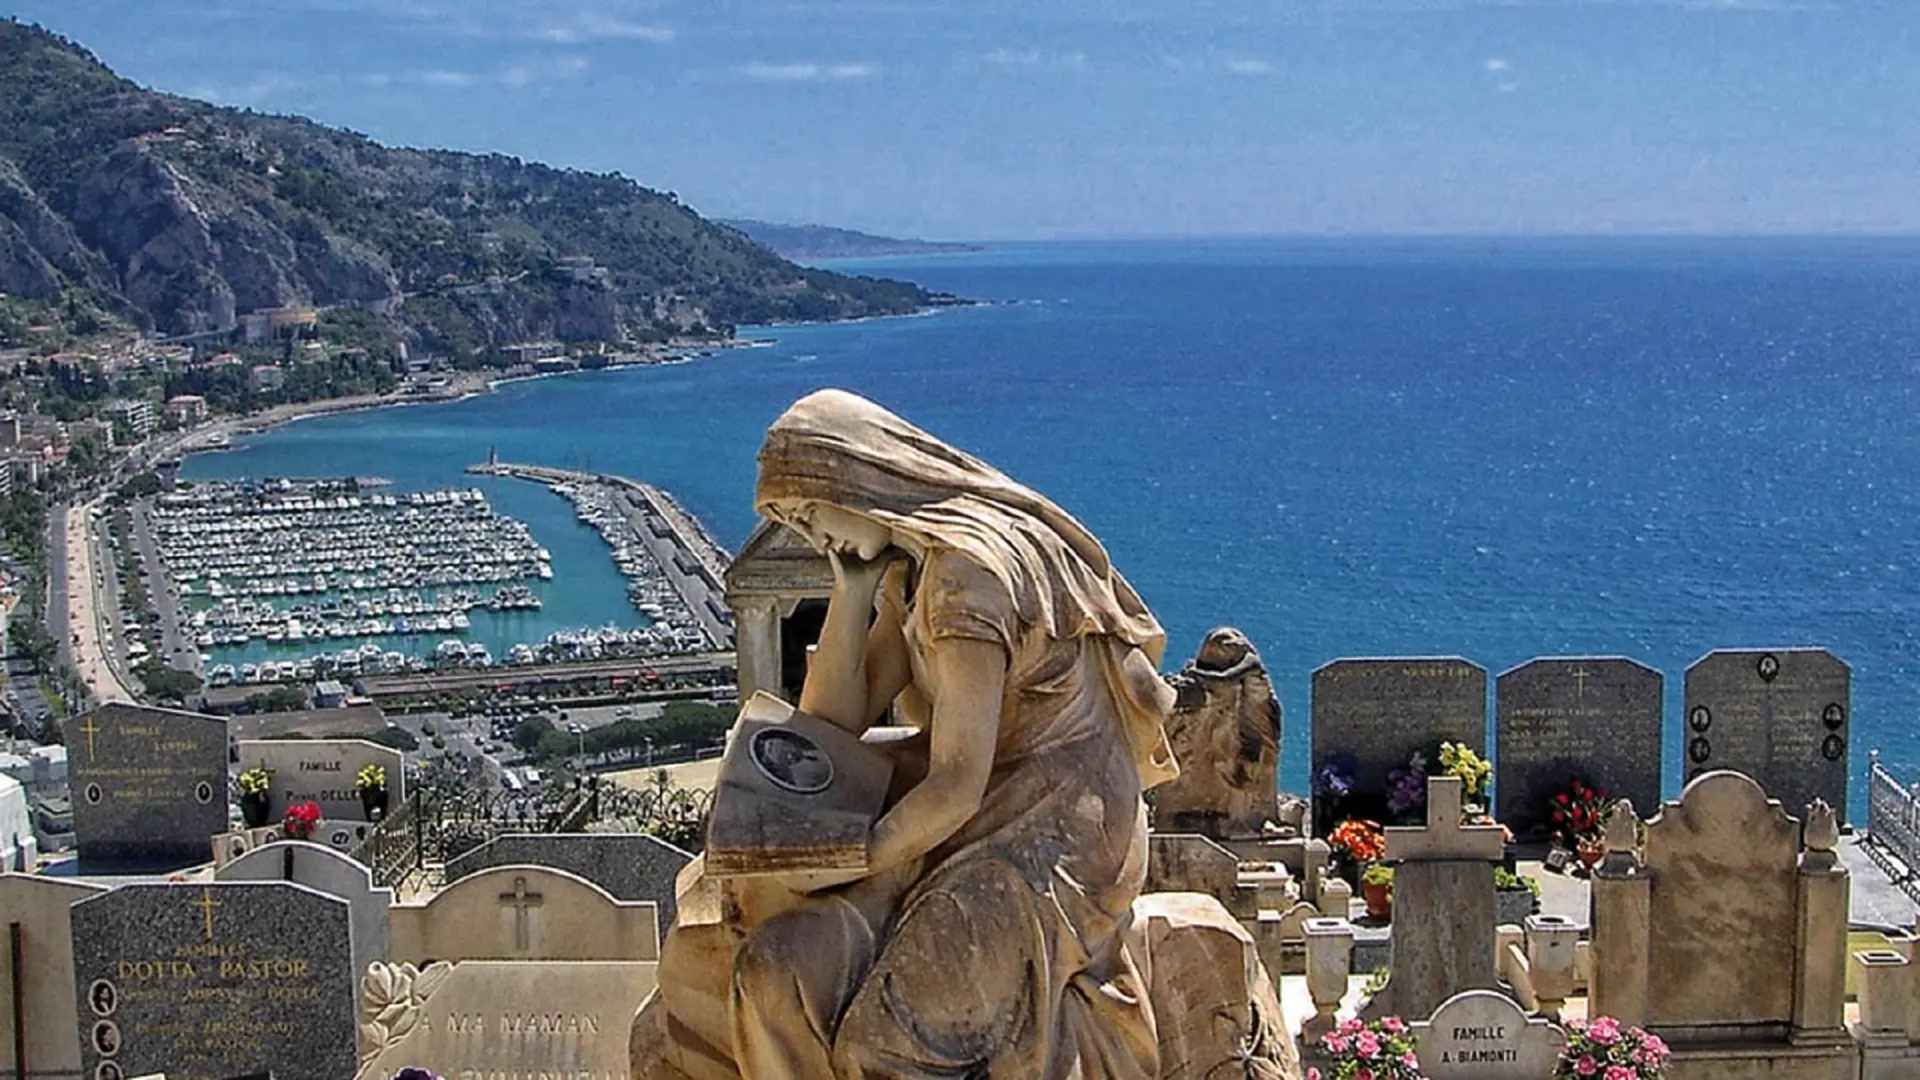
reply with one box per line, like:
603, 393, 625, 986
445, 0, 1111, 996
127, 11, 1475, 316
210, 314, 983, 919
719, 219, 982, 260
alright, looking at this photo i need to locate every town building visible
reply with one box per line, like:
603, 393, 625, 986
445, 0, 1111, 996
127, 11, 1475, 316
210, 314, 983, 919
164, 394, 209, 428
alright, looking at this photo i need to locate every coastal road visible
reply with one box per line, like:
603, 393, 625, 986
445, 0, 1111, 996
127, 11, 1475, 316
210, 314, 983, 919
60, 498, 139, 704
129, 498, 199, 678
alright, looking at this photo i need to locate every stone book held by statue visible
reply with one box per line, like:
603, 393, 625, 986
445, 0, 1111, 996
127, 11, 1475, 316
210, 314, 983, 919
704, 691, 895, 876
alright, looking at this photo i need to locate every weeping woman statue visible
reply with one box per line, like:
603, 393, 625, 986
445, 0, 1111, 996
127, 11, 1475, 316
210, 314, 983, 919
649, 388, 1182, 1079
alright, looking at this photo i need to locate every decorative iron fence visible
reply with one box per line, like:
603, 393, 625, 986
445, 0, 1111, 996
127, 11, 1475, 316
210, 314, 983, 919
1864, 750, 1920, 905
347, 776, 603, 889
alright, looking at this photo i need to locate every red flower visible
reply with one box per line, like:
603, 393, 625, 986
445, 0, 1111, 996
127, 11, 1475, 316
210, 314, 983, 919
282, 801, 322, 840
1553, 809, 1565, 821
1557, 793, 1571, 804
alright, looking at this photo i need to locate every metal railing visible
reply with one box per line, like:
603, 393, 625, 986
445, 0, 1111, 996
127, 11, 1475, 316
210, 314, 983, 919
346, 777, 603, 889
1864, 750, 1920, 905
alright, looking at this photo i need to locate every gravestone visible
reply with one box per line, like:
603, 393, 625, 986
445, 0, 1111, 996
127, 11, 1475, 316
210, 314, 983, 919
356, 959, 660, 1080
1, 874, 107, 1080
63, 704, 227, 867
387, 865, 659, 964
1495, 657, 1663, 839
443, 832, 693, 935
1368, 776, 1504, 1020
1415, 989, 1566, 1078
68, 881, 356, 1080
235, 739, 405, 823
1145, 834, 1248, 919
215, 840, 394, 984
1683, 648, 1850, 818
1311, 658, 1486, 829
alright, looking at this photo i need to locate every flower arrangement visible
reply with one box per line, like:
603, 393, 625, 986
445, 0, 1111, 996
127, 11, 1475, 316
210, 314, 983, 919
1314, 752, 1359, 799
1553, 1016, 1669, 1079
236, 767, 272, 797
1438, 741, 1491, 802
1307, 1016, 1424, 1080
1550, 776, 1611, 848
1386, 751, 1428, 819
1362, 863, 1395, 888
283, 801, 322, 840
354, 764, 388, 793
1328, 819, 1387, 863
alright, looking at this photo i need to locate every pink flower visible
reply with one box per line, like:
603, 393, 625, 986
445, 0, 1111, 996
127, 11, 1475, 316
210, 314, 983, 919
1321, 1033, 1348, 1055
1588, 1017, 1621, 1044
1306, 1070, 1320, 1080
1642, 1033, 1669, 1059
1575, 1054, 1599, 1077
1380, 1016, 1407, 1035
1355, 1031, 1381, 1059
1402, 1050, 1420, 1070
1339, 1018, 1365, 1035
1355, 1071, 1374, 1080
1604, 1067, 1634, 1080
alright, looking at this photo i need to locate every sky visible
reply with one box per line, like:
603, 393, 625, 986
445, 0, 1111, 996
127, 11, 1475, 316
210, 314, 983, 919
4, 0, 1918, 239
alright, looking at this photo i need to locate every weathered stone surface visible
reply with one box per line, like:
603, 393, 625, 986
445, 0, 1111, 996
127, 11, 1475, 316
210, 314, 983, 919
1145, 833, 1246, 918
444, 832, 692, 935
357, 960, 659, 1080
1376, 860, 1499, 1020
1645, 770, 1801, 1027
1157, 627, 1281, 838
0, 874, 107, 1080
1415, 989, 1565, 1079
235, 738, 404, 823
214, 839, 393, 985
1311, 657, 1486, 826
63, 703, 227, 867
1495, 656, 1662, 838
69, 881, 356, 1080
1133, 892, 1302, 1080
388, 865, 659, 963
1683, 648, 1850, 819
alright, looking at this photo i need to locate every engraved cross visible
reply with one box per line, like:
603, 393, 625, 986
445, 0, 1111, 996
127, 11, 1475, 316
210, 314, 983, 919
192, 888, 221, 941
1385, 776, 1505, 862
498, 875, 544, 955
1570, 667, 1592, 701
79, 716, 101, 762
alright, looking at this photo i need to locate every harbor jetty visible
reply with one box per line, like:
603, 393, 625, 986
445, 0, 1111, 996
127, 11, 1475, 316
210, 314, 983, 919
466, 458, 736, 649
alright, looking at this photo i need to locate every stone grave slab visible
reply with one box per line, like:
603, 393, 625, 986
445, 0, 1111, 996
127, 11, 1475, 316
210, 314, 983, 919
68, 880, 356, 1080
443, 832, 693, 935
1415, 989, 1566, 1079
1, 874, 107, 1080
63, 704, 228, 867
387, 865, 659, 964
1311, 658, 1486, 827
236, 738, 405, 823
1644, 770, 1800, 1027
1495, 657, 1663, 839
1146, 834, 1248, 919
215, 840, 394, 984
1370, 777, 1503, 1020
356, 960, 659, 1080
1683, 648, 1850, 818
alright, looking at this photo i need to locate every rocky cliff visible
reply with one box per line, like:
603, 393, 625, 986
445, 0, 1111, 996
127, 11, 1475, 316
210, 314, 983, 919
0, 19, 934, 346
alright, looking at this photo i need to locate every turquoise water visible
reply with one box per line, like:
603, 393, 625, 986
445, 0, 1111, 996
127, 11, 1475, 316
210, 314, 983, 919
182, 238, 1920, 816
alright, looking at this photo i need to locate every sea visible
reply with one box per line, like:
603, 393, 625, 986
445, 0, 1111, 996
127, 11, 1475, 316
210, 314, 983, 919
179, 237, 1920, 818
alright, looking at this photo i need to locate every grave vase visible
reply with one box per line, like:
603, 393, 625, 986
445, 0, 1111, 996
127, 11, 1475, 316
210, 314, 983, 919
359, 786, 389, 821
240, 792, 271, 828
1362, 880, 1392, 923
1576, 837, 1605, 869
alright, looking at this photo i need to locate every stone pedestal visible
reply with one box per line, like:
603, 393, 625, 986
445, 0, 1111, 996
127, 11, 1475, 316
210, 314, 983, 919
1303, 916, 1355, 1038
1589, 852, 1651, 1027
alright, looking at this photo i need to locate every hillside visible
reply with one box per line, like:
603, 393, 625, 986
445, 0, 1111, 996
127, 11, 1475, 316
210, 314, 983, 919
720, 219, 980, 260
0, 19, 940, 352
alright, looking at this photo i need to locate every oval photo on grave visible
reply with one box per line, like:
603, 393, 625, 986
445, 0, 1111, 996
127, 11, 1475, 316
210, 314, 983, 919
750, 728, 834, 795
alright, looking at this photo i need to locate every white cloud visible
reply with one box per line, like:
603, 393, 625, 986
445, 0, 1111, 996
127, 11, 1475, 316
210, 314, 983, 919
1223, 58, 1276, 75
418, 69, 478, 87
739, 62, 877, 82
1497, 80, 1520, 92
536, 13, 675, 43
983, 47, 1044, 66
1484, 57, 1510, 72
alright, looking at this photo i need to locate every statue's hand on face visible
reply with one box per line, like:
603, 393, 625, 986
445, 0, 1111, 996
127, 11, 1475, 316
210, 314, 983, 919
771, 499, 894, 561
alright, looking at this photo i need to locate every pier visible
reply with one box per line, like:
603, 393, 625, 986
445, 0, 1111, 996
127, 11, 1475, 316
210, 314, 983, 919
466, 460, 735, 648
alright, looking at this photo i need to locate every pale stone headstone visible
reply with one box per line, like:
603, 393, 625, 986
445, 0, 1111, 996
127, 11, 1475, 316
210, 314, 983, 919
1643, 770, 1801, 1027
63, 704, 227, 867
1415, 989, 1566, 1078
68, 881, 356, 1080
1132, 892, 1301, 1080
1495, 657, 1663, 839
356, 959, 659, 1080
1311, 657, 1486, 827
1145, 834, 1248, 919
443, 832, 693, 934
215, 840, 394, 984
235, 738, 405, 823
1683, 647, 1850, 818
387, 865, 659, 964
0, 874, 107, 1080
1368, 777, 1503, 1020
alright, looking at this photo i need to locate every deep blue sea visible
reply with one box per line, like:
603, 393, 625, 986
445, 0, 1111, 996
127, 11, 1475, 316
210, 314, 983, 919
181, 238, 1920, 818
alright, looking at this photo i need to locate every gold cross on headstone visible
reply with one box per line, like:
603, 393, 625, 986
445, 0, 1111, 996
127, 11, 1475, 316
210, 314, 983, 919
1385, 776, 1505, 862
1571, 667, 1592, 701
497, 875, 544, 955
79, 716, 101, 762
192, 888, 221, 941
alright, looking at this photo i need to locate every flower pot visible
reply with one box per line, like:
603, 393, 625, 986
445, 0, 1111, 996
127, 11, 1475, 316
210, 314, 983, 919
1577, 838, 1605, 869
240, 792, 271, 829
1362, 881, 1393, 922
360, 787, 389, 821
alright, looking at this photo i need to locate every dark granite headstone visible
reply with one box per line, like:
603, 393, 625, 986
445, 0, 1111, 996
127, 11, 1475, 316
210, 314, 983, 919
1310, 657, 1487, 829
1494, 657, 1663, 838
69, 881, 355, 1080
1683, 648, 1850, 819
443, 832, 692, 933
63, 704, 228, 868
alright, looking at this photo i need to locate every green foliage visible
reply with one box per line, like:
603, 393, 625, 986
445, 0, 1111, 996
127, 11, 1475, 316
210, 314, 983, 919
511, 716, 554, 752
244, 684, 308, 713
1361, 863, 1395, 887
355, 726, 419, 752
118, 472, 161, 499
1361, 967, 1391, 996
136, 661, 201, 705
1494, 867, 1541, 898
